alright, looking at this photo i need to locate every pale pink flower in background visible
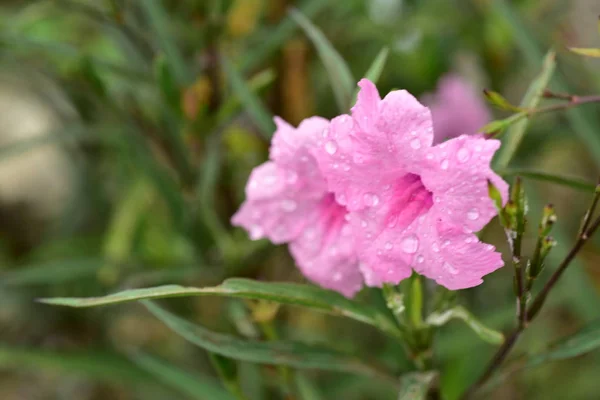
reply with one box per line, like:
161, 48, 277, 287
423, 73, 491, 144
315, 79, 507, 290
231, 117, 363, 297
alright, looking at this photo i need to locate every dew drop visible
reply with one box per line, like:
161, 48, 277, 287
333, 272, 343, 281
322, 128, 329, 138
384, 241, 393, 251
467, 208, 480, 220
387, 215, 398, 228
280, 199, 297, 212
401, 235, 419, 254
332, 163, 339, 169
338, 193, 347, 205
344, 214, 351, 222
475, 145, 483, 152
325, 141, 338, 155
363, 193, 380, 207
249, 225, 264, 239
342, 163, 351, 171
286, 170, 298, 184
432, 243, 440, 253
416, 255, 425, 263
410, 138, 421, 149
465, 237, 473, 244
426, 153, 434, 160
443, 262, 459, 275
486, 244, 494, 251
440, 159, 449, 170
263, 174, 277, 185
442, 240, 450, 247
457, 148, 470, 163
410, 130, 417, 136
361, 220, 368, 228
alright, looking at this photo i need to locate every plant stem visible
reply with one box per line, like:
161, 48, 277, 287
527, 94, 600, 117
462, 182, 600, 399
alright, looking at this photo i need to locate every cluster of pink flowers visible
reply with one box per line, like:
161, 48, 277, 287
232, 78, 506, 297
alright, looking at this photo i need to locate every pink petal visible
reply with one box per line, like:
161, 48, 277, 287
348, 174, 432, 286
289, 195, 363, 297
413, 215, 504, 289
232, 162, 319, 243
314, 80, 434, 212
419, 135, 508, 232
270, 116, 329, 164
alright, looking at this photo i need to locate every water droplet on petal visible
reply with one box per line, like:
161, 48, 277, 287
325, 141, 337, 155
443, 262, 459, 275
475, 145, 483, 152
387, 215, 398, 228
344, 214, 351, 221
363, 193, 380, 207
410, 130, 417, 136
457, 148, 470, 163
442, 240, 450, 247
467, 208, 480, 220
281, 199, 297, 212
440, 159, 449, 170
401, 235, 419, 254
342, 163, 351, 171
264, 175, 277, 185
286, 170, 298, 184
361, 220, 368, 228
338, 193, 347, 205
249, 225, 264, 239
333, 272, 343, 281
384, 241, 393, 251
426, 153, 434, 160
486, 244, 494, 251
465, 237, 473, 243
410, 138, 421, 149
322, 128, 329, 138
432, 243, 440, 253
416, 255, 425, 263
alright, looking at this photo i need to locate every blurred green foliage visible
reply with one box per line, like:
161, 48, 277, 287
0, 0, 600, 399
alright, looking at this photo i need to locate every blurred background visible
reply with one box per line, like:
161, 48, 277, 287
0, 0, 600, 399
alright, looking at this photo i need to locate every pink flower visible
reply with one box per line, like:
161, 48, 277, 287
315, 79, 507, 290
423, 74, 491, 144
231, 117, 363, 297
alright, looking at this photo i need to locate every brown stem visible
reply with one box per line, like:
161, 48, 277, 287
527, 94, 600, 116
462, 196, 600, 398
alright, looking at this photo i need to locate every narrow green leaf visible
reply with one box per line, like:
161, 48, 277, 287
0, 258, 103, 287
295, 373, 325, 400
494, 50, 556, 168
240, 0, 328, 72
138, 0, 191, 84
131, 352, 235, 400
499, 169, 597, 192
0, 345, 152, 384
397, 372, 437, 400
223, 57, 275, 138
568, 47, 600, 58
142, 300, 393, 381
479, 112, 526, 136
154, 53, 181, 113
426, 306, 504, 345
289, 8, 355, 112
39, 278, 402, 339
351, 47, 389, 104
483, 89, 522, 112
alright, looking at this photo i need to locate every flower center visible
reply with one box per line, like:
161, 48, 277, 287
385, 174, 433, 231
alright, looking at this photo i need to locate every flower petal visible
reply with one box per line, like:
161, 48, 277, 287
232, 161, 322, 243
314, 80, 434, 212
420, 135, 508, 232
289, 196, 363, 297
413, 216, 504, 290
270, 116, 329, 164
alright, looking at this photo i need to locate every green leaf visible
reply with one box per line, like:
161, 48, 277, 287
0, 258, 103, 287
479, 112, 526, 136
289, 8, 355, 112
425, 306, 504, 345
568, 47, 600, 58
295, 373, 325, 400
138, 0, 191, 84
500, 169, 597, 192
154, 53, 181, 113
493, 50, 556, 169
142, 300, 394, 381
39, 278, 402, 339
131, 352, 236, 400
223, 56, 275, 138
0, 345, 152, 384
397, 372, 437, 400
483, 89, 522, 112
240, 0, 328, 72
484, 319, 600, 392
351, 47, 389, 104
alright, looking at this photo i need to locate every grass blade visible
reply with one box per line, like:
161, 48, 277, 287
223, 57, 275, 138
289, 8, 354, 112
142, 300, 394, 381
131, 352, 236, 400
351, 47, 389, 104
500, 169, 597, 192
39, 278, 402, 339
493, 50, 556, 169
